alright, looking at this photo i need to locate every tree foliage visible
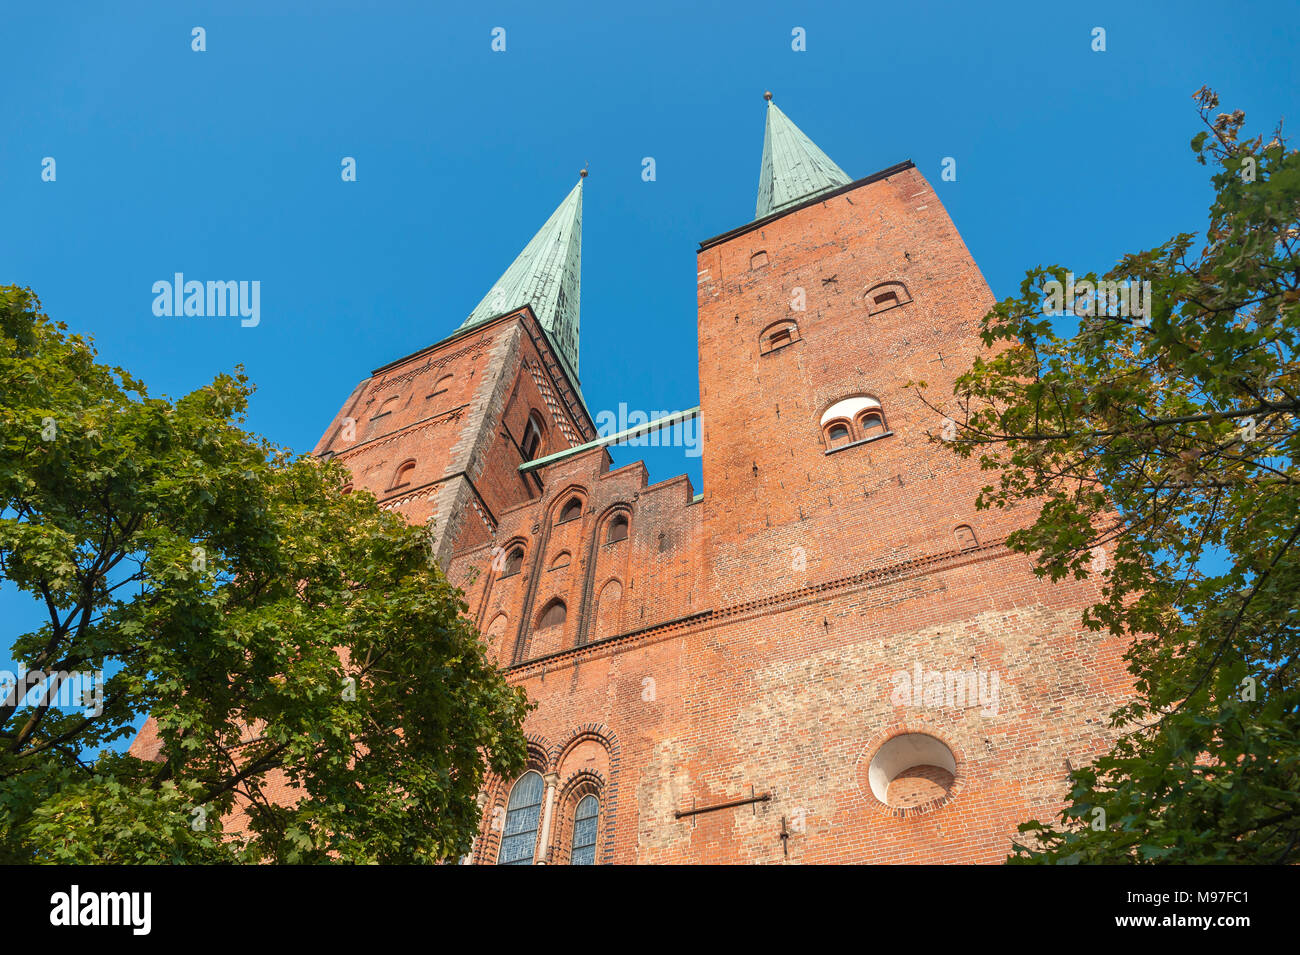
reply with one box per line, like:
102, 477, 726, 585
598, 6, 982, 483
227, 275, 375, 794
924, 89, 1300, 863
0, 287, 529, 862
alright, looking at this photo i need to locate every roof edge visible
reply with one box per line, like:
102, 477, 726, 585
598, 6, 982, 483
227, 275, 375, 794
367, 306, 596, 435
698, 159, 916, 252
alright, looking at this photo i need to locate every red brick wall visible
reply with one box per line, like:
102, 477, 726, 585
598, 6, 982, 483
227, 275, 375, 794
133, 166, 1133, 865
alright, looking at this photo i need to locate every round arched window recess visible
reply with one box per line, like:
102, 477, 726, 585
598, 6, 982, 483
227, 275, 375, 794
500, 546, 524, 578
605, 514, 629, 544
558, 497, 583, 523
857, 410, 887, 437
825, 420, 853, 449
864, 281, 912, 314
759, 320, 800, 355
537, 598, 567, 629
868, 733, 957, 812
428, 373, 453, 398
390, 459, 416, 489
549, 551, 571, 570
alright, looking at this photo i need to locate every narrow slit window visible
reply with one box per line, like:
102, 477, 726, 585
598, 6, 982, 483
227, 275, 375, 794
522, 416, 544, 461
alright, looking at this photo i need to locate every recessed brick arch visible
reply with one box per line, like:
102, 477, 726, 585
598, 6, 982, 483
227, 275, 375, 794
555, 722, 621, 768
594, 578, 624, 640
575, 504, 634, 647
553, 724, 621, 865
548, 483, 589, 524
483, 612, 509, 665
548, 769, 608, 865
854, 725, 967, 819
525, 734, 555, 773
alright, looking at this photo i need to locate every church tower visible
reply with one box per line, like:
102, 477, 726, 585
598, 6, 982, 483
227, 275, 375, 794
306, 97, 1133, 864
312, 176, 595, 570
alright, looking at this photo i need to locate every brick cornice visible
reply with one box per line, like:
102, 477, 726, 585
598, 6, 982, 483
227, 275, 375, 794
505, 538, 1014, 677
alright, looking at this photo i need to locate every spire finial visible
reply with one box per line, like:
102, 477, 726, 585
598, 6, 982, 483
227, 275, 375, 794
764, 90, 773, 102
579, 164, 588, 179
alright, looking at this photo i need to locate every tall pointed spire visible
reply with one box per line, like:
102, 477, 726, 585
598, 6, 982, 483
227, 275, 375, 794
461, 176, 583, 383
755, 92, 852, 220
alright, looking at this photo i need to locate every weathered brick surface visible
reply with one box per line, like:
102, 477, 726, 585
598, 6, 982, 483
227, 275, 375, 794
131, 163, 1132, 864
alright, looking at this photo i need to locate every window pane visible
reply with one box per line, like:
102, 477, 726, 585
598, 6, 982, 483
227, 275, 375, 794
571, 794, 599, 865
498, 772, 544, 865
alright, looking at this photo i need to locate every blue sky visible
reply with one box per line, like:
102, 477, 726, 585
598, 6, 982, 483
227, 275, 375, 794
1, 1, 1297, 676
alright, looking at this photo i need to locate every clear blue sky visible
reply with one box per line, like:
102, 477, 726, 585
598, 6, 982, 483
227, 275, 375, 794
2, 1, 1297, 658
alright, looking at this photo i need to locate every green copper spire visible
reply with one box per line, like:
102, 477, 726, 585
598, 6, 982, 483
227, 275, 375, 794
461, 176, 583, 382
755, 93, 852, 220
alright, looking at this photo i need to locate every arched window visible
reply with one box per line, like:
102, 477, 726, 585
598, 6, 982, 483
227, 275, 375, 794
606, 515, 629, 544
559, 497, 583, 523
826, 421, 852, 448
390, 459, 416, 488
430, 373, 453, 397
497, 771, 545, 865
750, 250, 769, 270
521, 414, 544, 461
820, 396, 890, 451
501, 546, 524, 577
759, 320, 800, 355
374, 395, 401, 418
955, 525, 978, 549
858, 410, 887, 437
864, 281, 912, 314
538, 599, 566, 629
550, 551, 571, 570
570, 794, 599, 866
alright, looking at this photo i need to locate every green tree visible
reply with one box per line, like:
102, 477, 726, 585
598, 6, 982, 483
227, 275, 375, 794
0, 287, 529, 863
922, 88, 1300, 863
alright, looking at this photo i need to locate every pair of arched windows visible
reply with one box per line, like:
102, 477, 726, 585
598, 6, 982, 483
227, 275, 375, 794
820, 396, 890, 451
497, 771, 600, 865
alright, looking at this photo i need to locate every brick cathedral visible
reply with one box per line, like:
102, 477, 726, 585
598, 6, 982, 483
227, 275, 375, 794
283, 98, 1130, 863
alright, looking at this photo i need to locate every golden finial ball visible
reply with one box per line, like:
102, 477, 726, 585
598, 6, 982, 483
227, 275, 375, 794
764, 90, 772, 101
